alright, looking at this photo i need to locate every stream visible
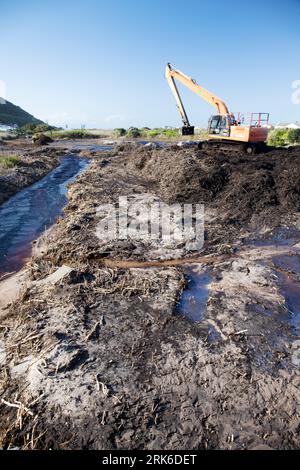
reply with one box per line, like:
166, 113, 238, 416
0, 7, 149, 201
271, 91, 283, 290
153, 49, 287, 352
0, 155, 90, 276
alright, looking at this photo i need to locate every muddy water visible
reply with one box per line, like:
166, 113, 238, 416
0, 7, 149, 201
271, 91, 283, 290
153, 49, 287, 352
176, 240, 300, 337
176, 265, 211, 322
244, 242, 300, 338
0, 155, 90, 276
71, 144, 113, 152
50, 140, 113, 153
272, 254, 300, 336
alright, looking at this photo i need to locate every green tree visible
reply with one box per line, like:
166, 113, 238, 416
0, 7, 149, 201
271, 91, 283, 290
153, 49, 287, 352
288, 128, 300, 144
268, 129, 289, 147
34, 124, 54, 133
114, 128, 126, 137
19, 123, 38, 134
126, 127, 141, 138
148, 128, 160, 137
162, 128, 180, 138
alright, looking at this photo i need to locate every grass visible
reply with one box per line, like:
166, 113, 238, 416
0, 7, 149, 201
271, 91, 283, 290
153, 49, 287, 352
143, 128, 209, 141
112, 127, 209, 141
48, 129, 113, 139
0, 154, 20, 168
48, 127, 208, 141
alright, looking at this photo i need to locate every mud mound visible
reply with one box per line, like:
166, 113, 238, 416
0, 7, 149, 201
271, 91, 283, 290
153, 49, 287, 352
32, 133, 53, 146
123, 145, 300, 226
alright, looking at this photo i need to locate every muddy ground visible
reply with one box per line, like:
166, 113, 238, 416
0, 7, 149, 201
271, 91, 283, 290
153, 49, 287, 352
0, 141, 68, 205
0, 143, 300, 450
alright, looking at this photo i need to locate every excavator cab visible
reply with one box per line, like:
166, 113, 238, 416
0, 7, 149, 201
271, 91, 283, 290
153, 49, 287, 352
206, 112, 269, 153
208, 114, 230, 137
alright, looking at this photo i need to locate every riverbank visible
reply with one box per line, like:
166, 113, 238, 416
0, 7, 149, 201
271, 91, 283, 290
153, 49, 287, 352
0, 143, 300, 449
0, 143, 66, 205
0, 136, 120, 206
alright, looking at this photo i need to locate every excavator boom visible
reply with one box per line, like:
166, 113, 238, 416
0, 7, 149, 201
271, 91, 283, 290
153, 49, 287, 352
165, 63, 229, 116
165, 66, 190, 128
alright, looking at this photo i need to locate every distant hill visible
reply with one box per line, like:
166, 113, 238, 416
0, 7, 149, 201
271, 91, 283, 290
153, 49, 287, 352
0, 98, 44, 127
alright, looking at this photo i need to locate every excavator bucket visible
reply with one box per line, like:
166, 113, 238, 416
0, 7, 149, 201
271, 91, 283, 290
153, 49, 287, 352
182, 126, 194, 136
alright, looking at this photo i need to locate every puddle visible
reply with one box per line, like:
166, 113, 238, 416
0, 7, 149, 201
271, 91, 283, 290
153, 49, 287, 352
0, 155, 90, 276
279, 274, 300, 335
272, 254, 300, 274
176, 265, 211, 322
72, 144, 113, 152
239, 238, 300, 339
50, 141, 113, 153
271, 254, 300, 336
246, 227, 300, 249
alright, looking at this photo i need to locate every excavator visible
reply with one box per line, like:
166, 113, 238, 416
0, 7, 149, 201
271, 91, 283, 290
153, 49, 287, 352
165, 63, 269, 154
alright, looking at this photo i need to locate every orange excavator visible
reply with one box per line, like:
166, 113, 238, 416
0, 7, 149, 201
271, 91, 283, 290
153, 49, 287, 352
165, 63, 269, 154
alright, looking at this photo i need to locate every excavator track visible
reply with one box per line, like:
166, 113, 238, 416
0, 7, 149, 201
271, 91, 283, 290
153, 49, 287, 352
198, 140, 269, 155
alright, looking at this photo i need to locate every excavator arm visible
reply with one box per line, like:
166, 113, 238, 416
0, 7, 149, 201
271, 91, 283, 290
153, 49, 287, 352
165, 64, 191, 128
165, 63, 229, 126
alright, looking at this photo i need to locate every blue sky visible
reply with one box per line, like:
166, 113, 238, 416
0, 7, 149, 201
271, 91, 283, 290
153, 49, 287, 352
1, 0, 300, 128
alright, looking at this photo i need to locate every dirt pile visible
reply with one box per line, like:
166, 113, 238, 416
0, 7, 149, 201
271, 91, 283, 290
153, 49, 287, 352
32, 134, 53, 146
123, 144, 300, 227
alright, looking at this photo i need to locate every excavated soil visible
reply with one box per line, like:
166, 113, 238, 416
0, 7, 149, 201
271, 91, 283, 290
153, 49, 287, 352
0, 143, 300, 450
123, 144, 300, 226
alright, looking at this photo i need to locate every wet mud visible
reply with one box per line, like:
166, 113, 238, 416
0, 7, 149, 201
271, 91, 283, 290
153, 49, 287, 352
0, 142, 300, 450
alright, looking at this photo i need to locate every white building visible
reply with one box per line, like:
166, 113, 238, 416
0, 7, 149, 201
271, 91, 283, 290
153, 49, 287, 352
275, 121, 300, 129
0, 124, 18, 132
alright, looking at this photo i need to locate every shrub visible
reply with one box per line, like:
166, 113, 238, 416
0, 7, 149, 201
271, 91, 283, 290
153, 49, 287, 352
142, 128, 180, 138
51, 129, 87, 139
126, 127, 141, 138
34, 124, 55, 133
32, 133, 53, 145
288, 128, 300, 144
114, 128, 126, 137
268, 129, 289, 147
161, 128, 180, 138
18, 123, 55, 135
0, 154, 20, 168
19, 123, 38, 135
148, 129, 160, 137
